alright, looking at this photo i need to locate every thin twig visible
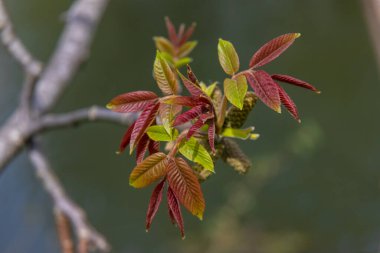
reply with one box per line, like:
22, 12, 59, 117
55, 209, 74, 253
0, 0, 42, 76
29, 145, 110, 252
362, 0, 380, 72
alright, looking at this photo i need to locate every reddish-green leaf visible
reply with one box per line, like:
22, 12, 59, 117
272, 74, 320, 93
277, 83, 300, 122
208, 119, 216, 153
186, 65, 199, 84
173, 105, 204, 126
244, 70, 281, 113
146, 179, 166, 232
167, 185, 185, 238
179, 22, 196, 46
136, 134, 150, 163
130, 102, 160, 152
129, 152, 169, 188
162, 95, 200, 107
216, 95, 228, 131
179, 137, 214, 172
154, 51, 178, 95
165, 17, 178, 45
118, 122, 136, 154
178, 71, 204, 97
218, 39, 240, 75
167, 158, 205, 220
178, 41, 197, 58
187, 113, 214, 139
107, 91, 158, 113
148, 141, 160, 154
249, 33, 301, 68
153, 37, 175, 55
223, 76, 248, 110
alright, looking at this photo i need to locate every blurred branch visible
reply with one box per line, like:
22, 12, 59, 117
29, 145, 110, 252
0, 0, 42, 76
362, 0, 380, 72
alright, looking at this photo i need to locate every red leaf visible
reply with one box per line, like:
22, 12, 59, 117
130, 102, 160, 152
179, 22, 196, 46
249, 33, 301, 68
167, 186, 185, 238
173, 105, 205, 126
167, 158, 205, 220
244, 70, 281, 113
186, 65, 199, 85
165, 17, 178, 45
277, 83, 300, 122
148, 141, 160, 154
178, 71, 204, 97
118, 122, 136, 154
272, 74, 320, 93
136, 134, 150, 163
208, 119, 216, 153
162, 95, 200, 107
187, 113, 214, 139
146, 179, 166, 232
107, 91, 158, 113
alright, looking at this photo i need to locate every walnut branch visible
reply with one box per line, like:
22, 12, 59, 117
362, 0, 380, 72
29, 145, 110, 252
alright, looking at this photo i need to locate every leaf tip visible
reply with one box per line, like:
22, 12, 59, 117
295, 33, 302, 38
316, 90, 322, 94
181, 235, 186, 240
298, 119, 302, 123
106, 103, 114, 110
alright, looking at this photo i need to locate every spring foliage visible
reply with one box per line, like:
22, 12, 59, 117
107, 17, 320, 238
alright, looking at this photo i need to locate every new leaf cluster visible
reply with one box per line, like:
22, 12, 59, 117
107, 17, 320, 238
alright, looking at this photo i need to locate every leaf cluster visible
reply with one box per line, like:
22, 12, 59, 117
107, 18, 320, 237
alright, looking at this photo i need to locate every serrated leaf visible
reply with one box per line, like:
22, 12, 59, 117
165, 17, 178, 45
167, 158, 205, 220
148, 140, 160, 154
161, 95, 200, 107
154, 51, 178, 95
173, 105, 204, 126
146, 125, 178, 141
208, 119, 215, 153
178, 71, 204, 97
249, 33, 301, 68
159, 103, 181, 137
118, 122, 136, 154
244, 70, 281, 113
276, 83, 300, 122
221, 127, 256, 140
153, 37, 175, 55
107, 91, 158, 113
224, 76, 248, 109
130, 102, 160, 152
129, 152, 169, 188
167, 185, 185, 238
179, 137, 214, 172
218, 39, 240, 75
146, 179, 165, 232
272, 74, 320, 93
186, 65, 199, 84
179, 22, 196, 46
136, 134, 150, 163
178, 41, 197, 58
187, 113, 214, 139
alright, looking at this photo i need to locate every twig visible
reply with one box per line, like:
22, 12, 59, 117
55, 209, 74, 253
29, 145, 110, 252
362, 0, 380, 72
0, 1, 42, 76
33, 0, 109, 113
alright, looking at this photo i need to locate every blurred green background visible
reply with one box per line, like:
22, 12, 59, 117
1, 0, 380, 252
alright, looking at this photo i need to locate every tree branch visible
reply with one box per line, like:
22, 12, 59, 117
33, 0, 109, 113
362, 0, 380, 72
29, 145, 110, 252
0, 1, 42, 76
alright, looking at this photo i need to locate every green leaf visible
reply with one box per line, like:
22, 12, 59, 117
179, 137, 214, 172
178, 41, 198, 58
221, 127, 259, 140
153, 37, 175, 55
154, 51, 178, 95
200, 82, 217, 97
147, 125, 178, 142
224, 76, 248, 109
217, 39, 240, 75
174, 57, 193, 68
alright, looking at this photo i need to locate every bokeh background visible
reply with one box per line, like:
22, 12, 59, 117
1, 0, 380, 252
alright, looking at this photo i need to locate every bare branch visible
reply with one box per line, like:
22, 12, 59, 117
37, 106, 137, 132
54, 209, 74, 253
0, 1, 42, 76
29, 145, 110, 252
34, 0, 109, 113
